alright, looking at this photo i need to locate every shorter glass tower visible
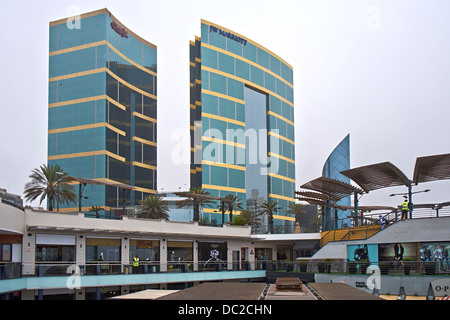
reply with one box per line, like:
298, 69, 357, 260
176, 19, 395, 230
322, 134, 351, 229
47, 9, 157, 212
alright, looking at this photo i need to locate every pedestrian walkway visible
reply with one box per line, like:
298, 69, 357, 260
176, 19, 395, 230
309, 283, 383, 300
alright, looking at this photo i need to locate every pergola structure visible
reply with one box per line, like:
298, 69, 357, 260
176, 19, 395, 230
297, 153, 450, 229
297, 177, 366, 229
61, 176, 136, 214
173, 191, 235, 224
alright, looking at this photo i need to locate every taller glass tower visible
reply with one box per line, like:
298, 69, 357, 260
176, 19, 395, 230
189, 20, 295, 229
47, 9, 157, 211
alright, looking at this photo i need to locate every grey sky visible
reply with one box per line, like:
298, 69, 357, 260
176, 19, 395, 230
1, 0, 449, 210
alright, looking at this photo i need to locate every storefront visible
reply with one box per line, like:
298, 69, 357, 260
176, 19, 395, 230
85, 237, 121, 274
198, 241, 227, 270
167, 240, 193, 271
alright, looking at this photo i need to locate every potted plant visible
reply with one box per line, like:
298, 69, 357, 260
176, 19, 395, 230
359, 259, 369, 274
379, 262, 390, 275
424, 262, 436, 275
299, 259, 308, 272
403, 258, 412, 275
324, 258, 332, 273
317, 261, 326, 273
347, 261, 357, 274
285, 259, 293, 272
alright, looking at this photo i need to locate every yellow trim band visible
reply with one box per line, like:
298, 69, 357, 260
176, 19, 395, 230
48, 122, 126, 136
201, 42, 293, 89
48, 95, 125, 111
268, 173, 296, 184
131, 161, 157, 171
273, 214, 296, 221
202, 66, 293, 108
132, 136, 157, 147
267, 111, 294, 127
268, 193, 296, 202
48, 150, 125, 162
202, 112, 245, 127
202, 184, 246, 194
132, 112, 157, 123
202, 136, 245, 149
201, 89, 245, 105
268, 152, 295, 165
202, 160, 246, 171
268, 131, 295, 145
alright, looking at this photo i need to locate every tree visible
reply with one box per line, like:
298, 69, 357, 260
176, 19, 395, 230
177, 187, 214, 221
286, 202, 305, 232
223, 194, 243, 223
24, 164, 76, 211
136, 195, 169, 220
89, 205, 104, 219
259, 200, 280, 234
229, 209, 263, 232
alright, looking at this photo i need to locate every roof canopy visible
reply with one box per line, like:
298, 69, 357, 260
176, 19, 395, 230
413, 153, 450, 184
300, 177, 364, 201
62, 176, 136, 191
340, 162, 410, 193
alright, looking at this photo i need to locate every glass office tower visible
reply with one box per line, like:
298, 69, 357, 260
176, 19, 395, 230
322, 134, 351, 229
48, 9, 157, 211
190, 20, 295, 229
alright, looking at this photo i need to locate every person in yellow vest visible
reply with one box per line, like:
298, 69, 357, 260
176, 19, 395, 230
133, 255, 140, 274
401, 199, 409, 220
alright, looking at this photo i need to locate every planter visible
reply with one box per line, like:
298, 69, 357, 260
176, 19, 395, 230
347, 261, 357, 274
425, 262, 436, 275
317, 263, 326, 273
299, 264, 307, 272
379, 263, 390, 275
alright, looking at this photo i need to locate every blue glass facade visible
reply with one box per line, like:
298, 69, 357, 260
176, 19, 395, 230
190, 20, 295, 227
48, 9, 157, 211
322, 134, 351, 229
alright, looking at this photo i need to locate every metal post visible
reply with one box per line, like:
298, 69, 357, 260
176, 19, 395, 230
354, 192, 359, 227
408, 181, 413, 219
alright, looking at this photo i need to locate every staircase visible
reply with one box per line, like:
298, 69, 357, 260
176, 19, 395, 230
320, 225, 382, 247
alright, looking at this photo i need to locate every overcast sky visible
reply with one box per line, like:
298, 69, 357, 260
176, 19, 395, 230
1, 0, 449, 210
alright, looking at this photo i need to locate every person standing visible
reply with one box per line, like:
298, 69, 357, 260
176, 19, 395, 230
133, 255, 140, 274
401, 199, 409, 220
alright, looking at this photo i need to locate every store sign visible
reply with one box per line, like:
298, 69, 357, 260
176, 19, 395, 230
209, 25, 247, 45
111, 21, 128, 38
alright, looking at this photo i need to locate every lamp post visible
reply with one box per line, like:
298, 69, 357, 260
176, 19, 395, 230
56, 172, 64, 212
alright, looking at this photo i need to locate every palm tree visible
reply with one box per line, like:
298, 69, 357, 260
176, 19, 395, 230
259, 200, 280, 234
223, 194, 243, 223
286, 202, 305, 232
177, 187, 214, 221
229, 209, 263, 232
90, 205, 104, 219
24, 164, 76, 211
136, 195, 169, 220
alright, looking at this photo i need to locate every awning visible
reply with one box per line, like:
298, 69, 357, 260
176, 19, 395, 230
340, 162, 410, 193
413, 153, 450, 184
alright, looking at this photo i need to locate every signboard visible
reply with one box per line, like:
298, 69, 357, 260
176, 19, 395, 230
111, 22, 128, 38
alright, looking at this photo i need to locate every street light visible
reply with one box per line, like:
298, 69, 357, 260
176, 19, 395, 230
389, 189, 430, 197
389, 189, 430, 219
